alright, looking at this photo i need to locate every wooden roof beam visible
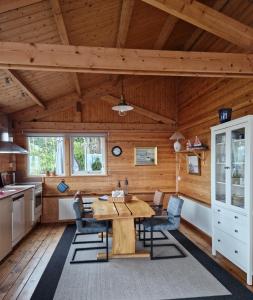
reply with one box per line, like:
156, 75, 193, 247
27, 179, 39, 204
50, 0, 82, 96
183, 0, 229, 51
5, 69, 45, 108
101, 94, 176, 124
0, 0, 42, 14
1, 42, 253, 78
141, 0, 253, 51
116, 0, 135, 48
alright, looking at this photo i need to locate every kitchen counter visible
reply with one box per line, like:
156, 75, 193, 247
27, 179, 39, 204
0, 187, 33, 200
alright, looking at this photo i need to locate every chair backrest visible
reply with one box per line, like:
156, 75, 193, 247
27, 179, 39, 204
167, 196, 184, 229
74, 190, 84, 213
73, 200, 84, 232
153, 190, 164, 206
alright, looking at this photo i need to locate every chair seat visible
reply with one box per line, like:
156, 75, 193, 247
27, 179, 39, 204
77, 219, 107, 234
143, 217, 176, 232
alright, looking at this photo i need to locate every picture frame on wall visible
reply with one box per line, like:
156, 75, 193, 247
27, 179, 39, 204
134, 147, 157, 166
187, 154, 201, 175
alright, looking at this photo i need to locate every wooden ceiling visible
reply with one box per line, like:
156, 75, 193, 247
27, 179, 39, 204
0, 0, 252, 114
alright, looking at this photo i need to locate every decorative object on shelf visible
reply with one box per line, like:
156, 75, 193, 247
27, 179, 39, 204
124, 177, 129, 195
112, 78, 133, 116
218, 108, 232, 123
116, 180, 121, 190
194, 136, 202, 147
134, 147, 157, 166
170, 131, 185, 152
186, 140, 192, 150
57, 179, 69, 193
112, 146, 122, 157
187, 154, 201, 175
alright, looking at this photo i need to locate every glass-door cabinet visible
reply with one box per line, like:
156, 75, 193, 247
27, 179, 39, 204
212, 120, 249, 212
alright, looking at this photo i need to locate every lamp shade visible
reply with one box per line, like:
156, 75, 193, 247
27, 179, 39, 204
170, 131, 185, 140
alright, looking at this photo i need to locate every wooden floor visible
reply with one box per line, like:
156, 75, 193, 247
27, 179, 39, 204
0, 222, 252, 300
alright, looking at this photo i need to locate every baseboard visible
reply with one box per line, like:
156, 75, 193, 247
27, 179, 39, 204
181, 218, 211, 245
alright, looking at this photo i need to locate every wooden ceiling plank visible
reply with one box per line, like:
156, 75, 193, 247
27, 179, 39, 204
183, 0, 229, 51
50, 0, 82, 96
100, 94, 176, 124
1, 42, 253, 77
0, 0, 42, 14
141, 0, 253, 51
5, 69, 45, 108
116, 0, 135, 48
153, 15, 178, 50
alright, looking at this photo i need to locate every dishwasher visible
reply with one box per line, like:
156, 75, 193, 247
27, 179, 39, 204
12, 193, 25, 246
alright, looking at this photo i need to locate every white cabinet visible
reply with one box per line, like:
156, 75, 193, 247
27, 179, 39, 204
0, 197, 12, 261
12, 193, 25, 246
211, 115, 253, 285
24, 188, 33, 233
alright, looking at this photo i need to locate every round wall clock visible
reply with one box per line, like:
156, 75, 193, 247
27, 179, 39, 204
112, 146, 122, 157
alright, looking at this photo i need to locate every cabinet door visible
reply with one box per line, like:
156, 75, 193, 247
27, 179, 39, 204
0, 197, 12, 261
214, 131, 227, 204
230, 126, 246, 209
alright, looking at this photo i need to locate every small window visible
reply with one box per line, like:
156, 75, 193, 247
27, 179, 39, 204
71, 136, 106, 176
28, 136, 65, 176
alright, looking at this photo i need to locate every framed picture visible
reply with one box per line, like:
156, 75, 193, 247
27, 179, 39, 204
187, 154, 201, 175
134, 147, 157, 166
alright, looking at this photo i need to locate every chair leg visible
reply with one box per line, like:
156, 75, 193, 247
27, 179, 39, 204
70, 224, 110, 264
72, 232, 104, 245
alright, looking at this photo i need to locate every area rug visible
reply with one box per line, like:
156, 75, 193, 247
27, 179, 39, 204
31, 225, 253, 300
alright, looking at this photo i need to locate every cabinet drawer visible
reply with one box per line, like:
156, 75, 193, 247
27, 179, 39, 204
213, 213, 247, 243
213, 228, 247, 270
214, 206, 247, 227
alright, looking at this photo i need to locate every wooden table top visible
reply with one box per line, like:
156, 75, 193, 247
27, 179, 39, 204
92, 196, 155, 220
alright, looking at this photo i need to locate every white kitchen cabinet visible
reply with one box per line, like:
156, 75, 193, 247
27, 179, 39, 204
0, 197, 12, 261
211, 115, 253, 285
24, 188, 33, 233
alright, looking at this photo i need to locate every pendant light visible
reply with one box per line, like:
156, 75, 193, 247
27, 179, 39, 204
112, 78, 133, 116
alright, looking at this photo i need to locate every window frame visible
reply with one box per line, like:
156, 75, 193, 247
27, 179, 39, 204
69, 134, 107, 177
26, 134, 66, 177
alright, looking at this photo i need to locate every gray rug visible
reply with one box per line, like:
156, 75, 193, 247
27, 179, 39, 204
53, 230, 230, 300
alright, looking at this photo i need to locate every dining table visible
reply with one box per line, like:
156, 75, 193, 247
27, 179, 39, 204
92, 196, 155, 259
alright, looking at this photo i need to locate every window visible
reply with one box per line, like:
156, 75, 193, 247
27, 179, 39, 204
28, 136, 64, 176
71, 136, 106, 175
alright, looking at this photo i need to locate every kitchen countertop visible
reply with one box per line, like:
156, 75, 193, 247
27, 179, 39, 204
0, 186, 33, 200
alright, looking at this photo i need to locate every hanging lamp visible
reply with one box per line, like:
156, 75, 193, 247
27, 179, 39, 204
112, 79, 133, 116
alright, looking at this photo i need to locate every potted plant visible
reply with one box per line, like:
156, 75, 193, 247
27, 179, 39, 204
91, 157, 102, 171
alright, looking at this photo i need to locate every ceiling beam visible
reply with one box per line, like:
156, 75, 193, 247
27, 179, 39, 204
101, 94, 176, 124
1, 42, 253, 77
50, 0, 82, 96
5, 69, 45, 108
0, 0, 42, 14
10, 92, 79, 121
141, 0, 253, 51
14, 121, 173, 132
116, 0, 135, 48
153, 15, 178, 50
183, 0, 229, 51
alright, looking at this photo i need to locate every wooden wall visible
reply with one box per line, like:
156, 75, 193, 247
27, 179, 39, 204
177, 77, 253, 205
14, 77, 177, 222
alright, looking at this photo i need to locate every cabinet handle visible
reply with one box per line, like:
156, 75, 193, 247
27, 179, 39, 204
218, 221, 221, 224
235, 250, 238, 254
234, 216, 238, 219
218, 239, 221, 242
234, 229, 238, 233
224, 166, 230, 169
217, 209, 221, 212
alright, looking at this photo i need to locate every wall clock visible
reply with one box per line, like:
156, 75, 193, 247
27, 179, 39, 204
112, 146, 122, 157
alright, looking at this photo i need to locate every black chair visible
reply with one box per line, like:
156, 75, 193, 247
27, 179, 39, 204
142, 196, 186, 260
70, 200, 109, 264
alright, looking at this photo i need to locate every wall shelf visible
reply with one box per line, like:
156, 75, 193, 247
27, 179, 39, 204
176, 148, 208, 161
